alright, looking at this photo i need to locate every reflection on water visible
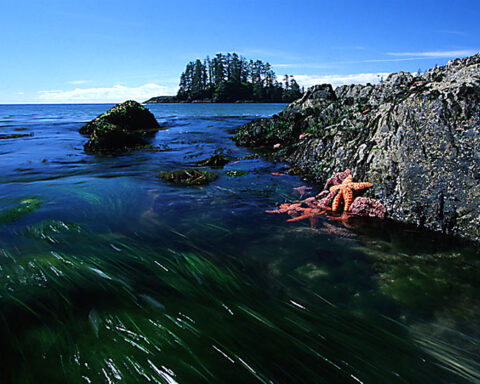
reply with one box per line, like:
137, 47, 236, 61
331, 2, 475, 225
0, 103, 479, 383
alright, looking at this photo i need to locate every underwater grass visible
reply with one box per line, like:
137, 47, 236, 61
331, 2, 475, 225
0, 198, 42, 225
1, 222, 474, 383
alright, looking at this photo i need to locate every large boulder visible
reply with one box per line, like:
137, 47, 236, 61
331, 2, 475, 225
80, 100, 161, 152
235, 53, 480, 242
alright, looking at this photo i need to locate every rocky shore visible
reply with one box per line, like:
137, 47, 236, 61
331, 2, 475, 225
234, 53, 480, 242
144, 96, 178, 103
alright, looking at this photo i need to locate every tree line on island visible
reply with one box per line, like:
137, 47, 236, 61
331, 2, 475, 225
145, 52, 304, 103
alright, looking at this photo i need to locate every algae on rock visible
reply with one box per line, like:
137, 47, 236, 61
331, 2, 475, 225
195, 152, 230, 168
80, 100, 162, 153
157, 169, 218, 185
0, 198, 42, 225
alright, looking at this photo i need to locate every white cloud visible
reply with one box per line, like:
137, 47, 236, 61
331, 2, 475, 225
68, 80, 88, 85
388, 49, 478, 58
292, 72, 391, 89
273, 50, 479, 70
37, 83, 178, 103
273, 57, 434, 70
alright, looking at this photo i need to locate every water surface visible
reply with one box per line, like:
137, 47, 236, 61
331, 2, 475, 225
0, 103, 479, 383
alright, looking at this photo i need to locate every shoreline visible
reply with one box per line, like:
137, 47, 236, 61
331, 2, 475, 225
143, 99, 290, 104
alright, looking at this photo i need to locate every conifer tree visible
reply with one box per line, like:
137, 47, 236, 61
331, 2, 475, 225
176, 52, 303, 102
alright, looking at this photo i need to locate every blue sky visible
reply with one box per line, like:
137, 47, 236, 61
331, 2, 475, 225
1, 0, 479, 103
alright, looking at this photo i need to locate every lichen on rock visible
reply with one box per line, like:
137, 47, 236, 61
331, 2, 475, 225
236, 53, 480, 241
80, 100, 162, 153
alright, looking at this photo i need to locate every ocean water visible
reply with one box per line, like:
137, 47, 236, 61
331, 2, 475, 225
0, 103, 479, 383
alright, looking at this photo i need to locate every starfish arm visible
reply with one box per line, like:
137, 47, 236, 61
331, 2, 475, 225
286, 208, 325, 223
332, 191, 343, 212
287, 213, 311, 222
343, 187, 354, 212
329, 175, 353, 192
350, 182, 372, 191
330, 184, 341, 192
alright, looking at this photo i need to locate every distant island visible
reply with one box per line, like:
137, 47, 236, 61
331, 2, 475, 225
144, 52, 304, 103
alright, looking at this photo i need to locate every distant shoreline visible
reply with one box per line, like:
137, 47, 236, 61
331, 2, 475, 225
0, 101, 289, 106
143, 96, 290, 104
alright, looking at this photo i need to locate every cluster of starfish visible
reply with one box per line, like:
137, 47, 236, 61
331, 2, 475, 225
266, 169, 386, 227
327, 173, 372, 213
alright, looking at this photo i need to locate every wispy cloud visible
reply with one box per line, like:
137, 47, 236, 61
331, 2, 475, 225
293, 72, 390, 89
68, 80, 88, 85
38, 83, 177, 103
273, 49, 479, 70
273, 57, 430, 70
387, 49, 478, 58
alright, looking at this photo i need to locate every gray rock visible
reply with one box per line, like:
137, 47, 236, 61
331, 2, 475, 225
234, 53, 480, 241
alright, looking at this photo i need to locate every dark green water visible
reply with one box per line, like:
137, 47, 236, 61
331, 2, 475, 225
0, 103, 479, 383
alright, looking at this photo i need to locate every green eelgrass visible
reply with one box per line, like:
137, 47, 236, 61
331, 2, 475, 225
0, 198, 42, 225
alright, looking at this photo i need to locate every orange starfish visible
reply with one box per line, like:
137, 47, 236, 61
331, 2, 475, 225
293, 185, 312, 198
328, 174, 372, 212
286, 207, 325, 228
265, 197, 326, 228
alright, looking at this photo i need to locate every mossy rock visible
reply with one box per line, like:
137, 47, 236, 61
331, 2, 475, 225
195, 153, 229, 168
80, 100, 162, 153
157, 169, 218, 185
0, 198, 42, 225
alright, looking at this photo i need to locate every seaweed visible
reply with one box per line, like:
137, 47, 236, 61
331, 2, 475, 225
157, 169, 218, 185
0, 198, 42, 225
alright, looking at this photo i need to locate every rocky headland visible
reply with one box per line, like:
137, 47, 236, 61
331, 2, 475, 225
144, 96, 179, 104
234, 53, 480, 242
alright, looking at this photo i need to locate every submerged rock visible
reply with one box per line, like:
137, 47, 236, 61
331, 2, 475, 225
80, 100, 161, 152
0, 133, 33, 139
157, 169, 218, 185
0, 198, 42, 225
195, 152, 230, 168
235, 53, 480, 241
225, 170, 251, 177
